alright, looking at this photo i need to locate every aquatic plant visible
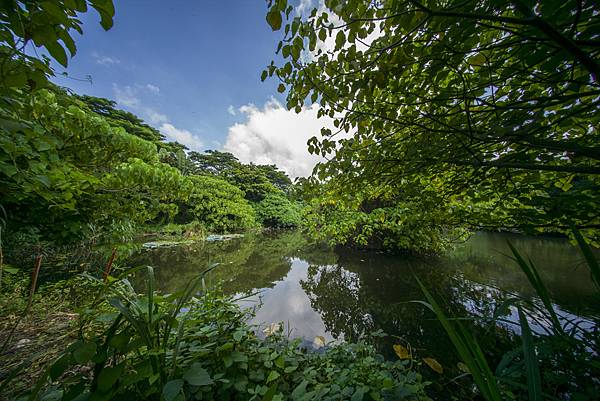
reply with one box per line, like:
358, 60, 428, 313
417, 231, 600, 401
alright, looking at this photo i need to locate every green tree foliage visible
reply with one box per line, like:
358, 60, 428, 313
0, 0, 115, 89
189, 150, 239, 176
0, 0, 265, 241
254, 192, 302, 228
0, 86, 258, 240
189, 150, 294, 201
265, 0, 600, 245
182, 175, 257, 232
77, 95, 166, 143
255, 164, 292, 193
0, 88, 160, 237
303, 180, 467, 253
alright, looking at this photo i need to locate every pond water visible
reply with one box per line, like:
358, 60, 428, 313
126, 231, 599, 365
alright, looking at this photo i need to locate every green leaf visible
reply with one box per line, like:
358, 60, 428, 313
351, 387, 366, 401
35, 175, 51, 187
319, 28, 326, 42
277, 84, 286, 93
72, 342, 96, 364
97, 364, 124, 392
163, 379, 184, 401
518, 307, 542, 401
2, 265, 19, 274
335, 31, 345, 50
183, 363, 213, 386
50, 353, 72, 380
91, 0, 115, 30
35, 140, 53, 151
45, 42, 68, 67
274, 356, 284, 369
266, 10, 282, 31
266, 370, 280, 383
262, 384, 278, 401
292, 380, 308, 400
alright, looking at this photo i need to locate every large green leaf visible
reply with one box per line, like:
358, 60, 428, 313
266, 9, 282, 31
97, 364, 124, 392
72, 342, 96, 364
163, 379, 184, 401
183, 363, 213, 386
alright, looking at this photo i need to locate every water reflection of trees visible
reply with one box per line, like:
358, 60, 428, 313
127, 230, 596, 368
450, 232, 600, 314
300, 251, 516, 368
127, 231, 309, 294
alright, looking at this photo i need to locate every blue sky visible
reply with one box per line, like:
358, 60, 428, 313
52, 1, 285, 148
50, 0, 332, 178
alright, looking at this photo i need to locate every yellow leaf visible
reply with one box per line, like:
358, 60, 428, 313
457, 362, 470, 374
313, 336, 326, 348
469, 53, 486, 66
423, 357, 443, 374
393, 344, 412, 359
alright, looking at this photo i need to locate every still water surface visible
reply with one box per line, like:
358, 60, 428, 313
127, 231, 599, 362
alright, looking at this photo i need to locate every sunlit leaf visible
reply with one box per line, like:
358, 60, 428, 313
423, 357, 443, 374
393, 344, 411, 359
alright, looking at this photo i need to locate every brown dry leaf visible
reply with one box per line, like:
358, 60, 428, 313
423, 357, 443, 374
393, 344, 412, 359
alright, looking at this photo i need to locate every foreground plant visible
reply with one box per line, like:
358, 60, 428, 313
417, 232, 600, 401
15, 267, 429, 401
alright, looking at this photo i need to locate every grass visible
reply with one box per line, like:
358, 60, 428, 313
415, 230, 600, 401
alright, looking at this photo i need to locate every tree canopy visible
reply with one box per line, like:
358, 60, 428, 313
265, 0, 600, 245
0, 0, 115, 90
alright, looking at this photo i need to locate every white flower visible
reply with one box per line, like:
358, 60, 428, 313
262, 322, 282, 336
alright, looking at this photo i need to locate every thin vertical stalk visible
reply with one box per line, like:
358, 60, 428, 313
0, 238, 4, 292
25, 255, 42, 314
102, 248, 117, 283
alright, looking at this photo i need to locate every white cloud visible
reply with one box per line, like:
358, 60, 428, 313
296, 0, 315, 16
147, 110, 168, 125
145, 84, 160, 94
112, 83, 203, 151
298, 0, 383, 60
160, 123, 204, 151
227, 105, 237, 116
112, 84, 140, 107
223, 98, 335, 178
92, 51, 120, 66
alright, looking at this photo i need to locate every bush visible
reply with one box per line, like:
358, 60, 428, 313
183, 175, 257, 232
254, 192, 302, 229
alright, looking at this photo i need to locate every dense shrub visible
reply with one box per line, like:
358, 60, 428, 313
254, 192, 302, 229
303, 185, 467, 254
184, 175, 257, 232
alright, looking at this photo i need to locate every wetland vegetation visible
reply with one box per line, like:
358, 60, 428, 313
1, 1, 599, 401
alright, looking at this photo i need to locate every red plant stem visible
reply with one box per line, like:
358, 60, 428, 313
103, 248, 117, 282
26, 255, 42, 314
